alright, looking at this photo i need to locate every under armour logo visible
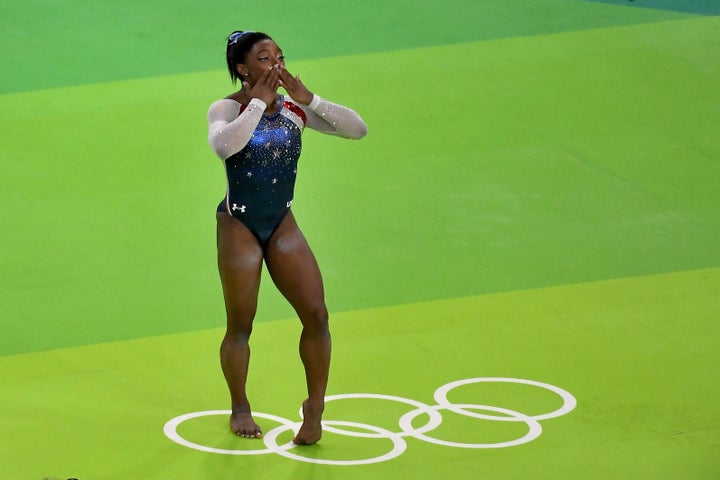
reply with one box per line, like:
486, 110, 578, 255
232, 204, 246, 213
286, 200, 293, 208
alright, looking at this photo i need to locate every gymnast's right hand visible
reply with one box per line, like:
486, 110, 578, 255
246, 65, 280, 107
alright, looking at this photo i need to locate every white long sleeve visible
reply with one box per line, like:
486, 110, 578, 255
300, 95, 368, 139
207, 98, 267, 160
207, 95, 367, 160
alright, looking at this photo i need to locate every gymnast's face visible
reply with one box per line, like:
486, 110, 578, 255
237, 39, 285, 86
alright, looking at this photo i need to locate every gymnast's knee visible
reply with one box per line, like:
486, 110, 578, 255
301, 305, 329, 334
224, 312, 255, 341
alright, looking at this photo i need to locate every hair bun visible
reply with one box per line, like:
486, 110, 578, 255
228, 31, 254, 45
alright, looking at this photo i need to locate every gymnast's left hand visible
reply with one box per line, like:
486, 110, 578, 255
279, 68, 314, 106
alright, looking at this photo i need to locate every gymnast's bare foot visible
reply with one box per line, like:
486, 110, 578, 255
230, 409, 262, 438
293, 399, 324, 445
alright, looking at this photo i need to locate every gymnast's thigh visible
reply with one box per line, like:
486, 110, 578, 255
216, 212, 264, 319
264, 211, 326, 321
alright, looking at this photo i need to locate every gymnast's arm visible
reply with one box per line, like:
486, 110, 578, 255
299, 95, 368, 139
207, 98, 267, 159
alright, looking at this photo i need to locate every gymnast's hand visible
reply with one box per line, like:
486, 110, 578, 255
279, 68, 314, 106
247, 66, 280, 106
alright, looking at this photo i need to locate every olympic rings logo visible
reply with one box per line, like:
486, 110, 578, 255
163, 377, 576, 466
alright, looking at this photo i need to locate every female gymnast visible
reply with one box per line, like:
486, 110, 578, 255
207, 30, 367, 445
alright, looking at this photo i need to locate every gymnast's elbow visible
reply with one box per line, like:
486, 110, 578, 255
346, 121, 368, 140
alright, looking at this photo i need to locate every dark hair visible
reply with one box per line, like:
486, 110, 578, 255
226, 30, 273, 84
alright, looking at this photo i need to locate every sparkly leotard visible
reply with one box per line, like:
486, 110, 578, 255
216, 98, 306, 246
208, 93, 367, 247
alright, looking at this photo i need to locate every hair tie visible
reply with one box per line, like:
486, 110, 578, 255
228, 31, 253, 45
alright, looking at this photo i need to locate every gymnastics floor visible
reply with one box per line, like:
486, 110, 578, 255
1, 1, 718, 478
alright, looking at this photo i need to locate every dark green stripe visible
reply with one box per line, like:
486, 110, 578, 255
1, 0, 693, 93
583, 0, 720, 15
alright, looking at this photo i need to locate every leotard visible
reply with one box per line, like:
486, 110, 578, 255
208, 94, 367, 247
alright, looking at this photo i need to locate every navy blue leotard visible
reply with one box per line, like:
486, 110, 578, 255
217, 98, 307, 247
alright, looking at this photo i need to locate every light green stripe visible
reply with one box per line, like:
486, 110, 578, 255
2, 268, 718, 478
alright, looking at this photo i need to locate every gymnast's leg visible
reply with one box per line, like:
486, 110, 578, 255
216, 212, 264, 437
265, 211, 330, 445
